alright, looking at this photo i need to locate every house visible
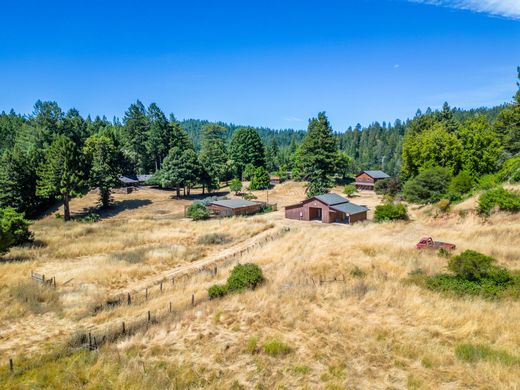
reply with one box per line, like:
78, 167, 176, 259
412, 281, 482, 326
207, 199, 263, 217
269, 176, 281, 185
285, 193, 368, 224
355, 170, 390, 191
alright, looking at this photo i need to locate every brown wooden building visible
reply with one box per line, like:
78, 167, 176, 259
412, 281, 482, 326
285, 193, 368, 224
207, 199, 263, 217
355, 170, 390, 191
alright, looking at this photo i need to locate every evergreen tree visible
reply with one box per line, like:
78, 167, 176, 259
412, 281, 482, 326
159, 147, 201, 197
229, 127, 266, 177
84, 135, 122, 208
494, 67, 520, 155
146, 103, 170, 171
122, 101, 150, 173
199, 123, 228, 191
249, 166, 270, 190
37, 135, 85, 221
297, 112, 338, 196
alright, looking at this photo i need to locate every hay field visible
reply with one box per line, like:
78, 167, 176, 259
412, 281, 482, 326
1, 182, 520, 389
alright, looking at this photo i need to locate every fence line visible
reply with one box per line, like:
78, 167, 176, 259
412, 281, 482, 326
31, 271, 56, 288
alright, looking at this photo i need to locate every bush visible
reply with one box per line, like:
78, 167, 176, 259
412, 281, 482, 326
208, 284, 228, 299
448, 171, 474, 200
375, 177, 402, 196
242, 163, 255, 181
186, 203, 210, 221
0, 207, 32, 254
498, 156, 520, 183
478, 187, 520, 215
227, 263, 264, 292
249, 167, 270, 190
436, 199, 451, 213
242, 192, 257, 200
229, 178, 242, 195
374, 203, 408, 222
343, 184, 356, 197
403, 167, 452, 204
448, 250, 496, 281
263, 339, 291, 356
477, 174, 500, 190
207, 263, 264, 299
196, 232, 231, 245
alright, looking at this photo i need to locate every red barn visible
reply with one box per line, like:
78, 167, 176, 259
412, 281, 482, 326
355, 170, 390, 191
285, 193, 368, 224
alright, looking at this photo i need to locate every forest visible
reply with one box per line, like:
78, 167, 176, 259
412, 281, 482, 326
0, 68, 519, 252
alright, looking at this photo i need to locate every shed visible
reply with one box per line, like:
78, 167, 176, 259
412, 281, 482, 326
207, 199, 263, 217
269, 176, 281, 185
285, 193, 368, 224
355, 170, 390, 191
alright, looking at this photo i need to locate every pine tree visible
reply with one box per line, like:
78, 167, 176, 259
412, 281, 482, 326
297, 112, 338, 196
199, 124, 228, 192
37, 135, 85, 221
146, 103, 170, 171
494, 67, 520, 155
84, 135, 122, 208
229, 127, 266, 177
123, 101, 150, 173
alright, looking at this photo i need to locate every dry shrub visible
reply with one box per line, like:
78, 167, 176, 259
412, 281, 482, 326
110, 248, 148, 264
196, 233, 231, 245
10, 281, 61, 314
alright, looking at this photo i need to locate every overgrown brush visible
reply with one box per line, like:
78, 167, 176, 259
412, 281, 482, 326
196, 232, 231, 245
10, 281, 61, 314
478, 187, 520, 215
374, 203, 408, 222
208, 263, 264, 299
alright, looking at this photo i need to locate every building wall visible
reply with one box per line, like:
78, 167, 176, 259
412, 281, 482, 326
355, 173, 375, 184
349, 211, 367, 223
208, 204, 262, 217
285, 199, 332, 223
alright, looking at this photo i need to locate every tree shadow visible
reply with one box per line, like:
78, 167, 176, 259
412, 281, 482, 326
75, 199, 153, 220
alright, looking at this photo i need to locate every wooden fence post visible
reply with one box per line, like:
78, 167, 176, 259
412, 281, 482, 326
191, 293, 195, 306
127, 293, 131, 305
88, 332, 92, 348
9, 358, 13, 372
53, 277, 56, 288
169, 302, 172, 313
42, 274, 45, 283
160, 282, 163, 292
172, 277, 175, 286
145, 288, 148, 300
122, 321, 126, 334
214, 266, 217, 276
148, 311, 151, 322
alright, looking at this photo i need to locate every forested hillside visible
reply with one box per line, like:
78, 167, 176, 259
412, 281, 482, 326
0, 68, 519, 234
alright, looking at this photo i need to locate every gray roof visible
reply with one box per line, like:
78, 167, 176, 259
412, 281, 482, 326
360, 170, 390, 179
137, 174, 153, 182
119, 175, 139, 184
209, 199, 261, 209
314, 193, 349, 206
331, 202, 369, 215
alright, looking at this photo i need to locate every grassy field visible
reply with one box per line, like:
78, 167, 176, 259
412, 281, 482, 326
1, 182, 520, 389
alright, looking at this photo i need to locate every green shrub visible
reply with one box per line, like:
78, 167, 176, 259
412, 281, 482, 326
79, 212, 100, 223
403, 167, 452, 204
343, 184, 356, 197
263, 339, 291, 356
438, 248, 451, 258
196, 233, 231, 245
249, 167, 270, 190
242, 163, 255, 181
375, 177, 402, 196
448, 171, 474, 200
477, 174, 500, 190
186, 203, 210, 221
208, 284, 228, 299
374, 203, 408, 222
227, 263, 264, 292
478, 187, 520, 215
229, 178, 242, 195
498, 156, 520, 183
207, 263, 264, 299
0, 207, 32, 254
242, 193, 257, 200
436, 199, 451, 213
448, 250, 495, 281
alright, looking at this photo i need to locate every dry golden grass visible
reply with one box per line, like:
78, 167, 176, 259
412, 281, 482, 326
1, 183, 520, 389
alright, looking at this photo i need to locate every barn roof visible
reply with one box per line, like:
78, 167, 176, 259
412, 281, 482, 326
314, 193, 349, 206
137, 174, 153, 182
358, 170, 390, 179
209, 199, 261, 209
331, 202, 369, 215
119, 175, 139, 184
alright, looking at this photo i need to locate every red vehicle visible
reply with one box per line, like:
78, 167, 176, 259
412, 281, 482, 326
416, 237, 456, 250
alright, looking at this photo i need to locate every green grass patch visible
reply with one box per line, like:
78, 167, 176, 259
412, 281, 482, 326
263, 339, 291, 357
455, 343, 520, 366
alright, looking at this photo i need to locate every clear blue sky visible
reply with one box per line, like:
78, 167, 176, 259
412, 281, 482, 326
1, 0, 519, 131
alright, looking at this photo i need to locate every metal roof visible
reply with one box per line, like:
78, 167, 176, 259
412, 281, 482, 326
119, 176, 139, 184
360, 170, 390, 179
209, 199, 261, 209
314, 193, 349, 205
137, 174, 153, 182
331, 202, 369, 215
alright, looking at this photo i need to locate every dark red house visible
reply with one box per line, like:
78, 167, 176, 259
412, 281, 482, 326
355, 170, 390, 191
285, 193, 368, 224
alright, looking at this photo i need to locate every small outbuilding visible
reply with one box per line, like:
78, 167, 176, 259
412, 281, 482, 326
355, 170, 390, 191
207, 199, 263, 217
285, 193, 368, 224
269, 176, 281, 185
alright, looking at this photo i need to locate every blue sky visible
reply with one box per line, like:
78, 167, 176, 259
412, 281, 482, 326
1, 0, 519, 131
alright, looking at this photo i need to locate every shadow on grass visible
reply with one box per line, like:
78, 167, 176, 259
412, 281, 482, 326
75, 199, 153, 220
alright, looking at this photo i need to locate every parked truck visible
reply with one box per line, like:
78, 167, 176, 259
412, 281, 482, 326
416, 237, 456, 250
